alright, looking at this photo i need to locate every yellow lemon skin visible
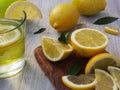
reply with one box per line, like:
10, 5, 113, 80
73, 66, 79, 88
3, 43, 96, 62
85, 53, 120, 74
72, 0, 107, 16
71, 41, 106, 58
49, 3, 80, 32
70, 28, 108, 58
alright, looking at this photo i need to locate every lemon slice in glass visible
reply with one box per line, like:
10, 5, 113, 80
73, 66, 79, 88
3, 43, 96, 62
41, 36, 73, 62
0, 25, 21, 48
5, 1, 42, 19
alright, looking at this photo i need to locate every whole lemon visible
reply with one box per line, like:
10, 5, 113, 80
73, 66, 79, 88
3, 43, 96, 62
72, 0, 107, 16
49, 3, 80, 32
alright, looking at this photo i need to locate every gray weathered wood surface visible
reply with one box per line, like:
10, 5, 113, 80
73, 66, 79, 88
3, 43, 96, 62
0, 0, 120, 90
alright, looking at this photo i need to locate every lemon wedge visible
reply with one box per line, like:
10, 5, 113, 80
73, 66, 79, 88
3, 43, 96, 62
108, 66, 120, 89
0, 25, 21, 48
70, 28, 109, 57
5, 1, 42, 19
104, 26, 119, 35
62, 74, 96, 90
95, 69, 118, 90
41, 36, 73, 62
85, 53, 120, 74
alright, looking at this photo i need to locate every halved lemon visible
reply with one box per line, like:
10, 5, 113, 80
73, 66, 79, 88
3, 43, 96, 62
5, 1, 42, 19
85, 53, 120, 74
41, 36, 73, 62
108, 66, 120, 89
104, 26, 119, 35
62, 74, 96, 90
95, 69, 118, 90
0, 25, 21, 48
70, 28, 109, 57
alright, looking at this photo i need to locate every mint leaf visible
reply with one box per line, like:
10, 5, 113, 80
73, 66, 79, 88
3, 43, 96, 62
69, 60, 82, 75
94, 17, 118, 25
34, 28, 46, 34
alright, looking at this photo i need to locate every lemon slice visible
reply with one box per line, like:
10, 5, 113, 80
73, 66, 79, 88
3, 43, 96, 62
85, 53, 120, 74
104, 26, 119, 35
41, 36, 73, 62
108, 66, 120, 89
0, 25, 21, 48
95, 69, 118, 90
62, 74, 96, 90
5, 1, 42, 19
70, 28, 109, 57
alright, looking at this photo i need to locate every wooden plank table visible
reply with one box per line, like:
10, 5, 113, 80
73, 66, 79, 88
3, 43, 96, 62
0, 0, 120, 90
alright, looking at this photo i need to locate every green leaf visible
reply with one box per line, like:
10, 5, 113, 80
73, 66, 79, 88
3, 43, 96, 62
34, 28, 46, 34
58, 32, 70, 44
69, 60, 82, 75
94, 16, 119, 25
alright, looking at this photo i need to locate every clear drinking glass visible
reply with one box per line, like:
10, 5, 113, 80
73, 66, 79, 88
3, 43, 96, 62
0, 13, 26, 78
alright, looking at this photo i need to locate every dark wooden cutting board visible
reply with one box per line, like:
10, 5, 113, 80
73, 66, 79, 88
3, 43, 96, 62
34, 46, 90, 90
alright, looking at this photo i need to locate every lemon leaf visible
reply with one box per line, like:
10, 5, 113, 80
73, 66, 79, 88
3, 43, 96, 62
58, 32, 70, 44
34, 28, 46, 34
69, 60, 82, 75
94, 16, 118, 25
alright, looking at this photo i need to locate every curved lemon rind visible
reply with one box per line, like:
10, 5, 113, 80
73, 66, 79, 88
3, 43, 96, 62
62, 76, 96, 90
104, 27, 119, 35
85, 53, 120, 74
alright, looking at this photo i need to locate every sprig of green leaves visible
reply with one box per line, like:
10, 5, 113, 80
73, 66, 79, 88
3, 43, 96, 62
58, 32, 70, 44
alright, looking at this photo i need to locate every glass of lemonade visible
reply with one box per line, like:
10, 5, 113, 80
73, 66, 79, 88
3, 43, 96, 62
0, 13, 26, 78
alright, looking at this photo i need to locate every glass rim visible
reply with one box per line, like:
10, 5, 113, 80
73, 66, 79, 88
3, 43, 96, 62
0, 11, 26, 34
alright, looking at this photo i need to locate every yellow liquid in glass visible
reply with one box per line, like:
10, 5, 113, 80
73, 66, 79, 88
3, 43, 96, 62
0, 25, 25, 66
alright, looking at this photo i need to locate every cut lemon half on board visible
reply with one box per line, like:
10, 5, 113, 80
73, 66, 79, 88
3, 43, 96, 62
0, 25, 21, 48
104, 26, 119, 35
108, 66, 120, 89
41, 36, 73, 62
95, 69, 118, 90
5, 1, 42, 19
62, 74, 96, 90
70, 28, 109, 57
85, 53, 120, 74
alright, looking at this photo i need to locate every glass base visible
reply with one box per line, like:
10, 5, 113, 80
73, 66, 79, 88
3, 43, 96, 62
0, 58, 25, 78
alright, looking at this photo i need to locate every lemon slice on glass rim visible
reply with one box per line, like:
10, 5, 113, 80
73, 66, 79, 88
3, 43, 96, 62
5, 1, 42, 19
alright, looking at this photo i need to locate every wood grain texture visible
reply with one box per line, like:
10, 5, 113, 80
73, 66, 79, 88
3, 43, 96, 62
34, 47, 90, 90
0, 0, 120, 90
